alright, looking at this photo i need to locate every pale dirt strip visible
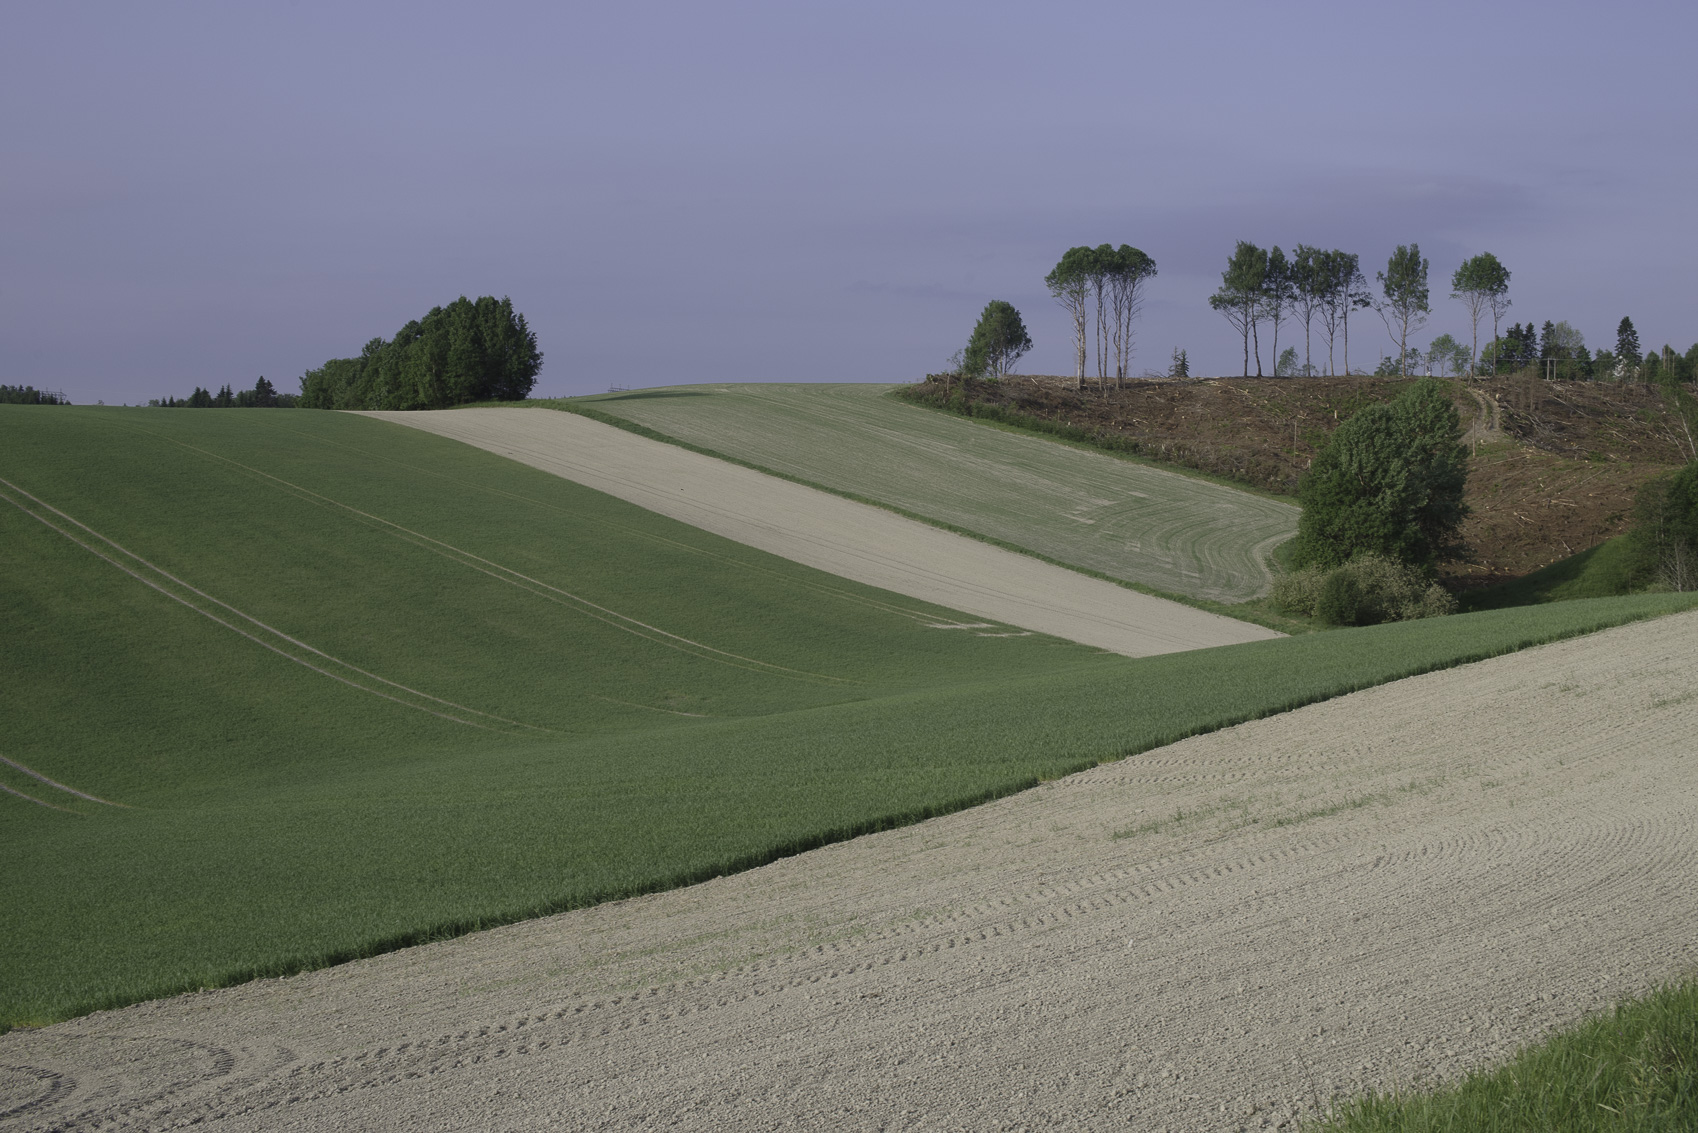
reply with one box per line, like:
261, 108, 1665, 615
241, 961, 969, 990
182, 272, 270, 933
5, 612, 1697, 1132
358, 408, 1278, 657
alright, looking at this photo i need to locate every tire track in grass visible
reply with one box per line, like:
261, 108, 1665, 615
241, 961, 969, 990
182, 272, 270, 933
0, 754, 125, 812
0, 477, 540, 734
146, 434, 855, 686
0, 782, 75, 813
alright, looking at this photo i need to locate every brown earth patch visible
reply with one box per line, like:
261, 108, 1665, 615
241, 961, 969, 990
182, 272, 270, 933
919, 374, 1694, 588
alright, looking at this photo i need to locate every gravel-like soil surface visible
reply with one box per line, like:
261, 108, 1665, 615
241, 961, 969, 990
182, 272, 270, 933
5, 611, 1694, 1131
358, 407, 1277, 657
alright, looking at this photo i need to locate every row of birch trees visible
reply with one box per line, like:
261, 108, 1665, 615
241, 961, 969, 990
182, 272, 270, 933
1210, 242, 1513, 379
1044, 244, 1158, 389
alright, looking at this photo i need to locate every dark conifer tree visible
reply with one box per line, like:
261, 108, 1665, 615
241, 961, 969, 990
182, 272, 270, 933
1617, 318, 1641, 372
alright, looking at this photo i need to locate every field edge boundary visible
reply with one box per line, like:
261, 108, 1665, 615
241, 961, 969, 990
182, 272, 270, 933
10, 596, 1694, 1034
526, 398, 1297, 634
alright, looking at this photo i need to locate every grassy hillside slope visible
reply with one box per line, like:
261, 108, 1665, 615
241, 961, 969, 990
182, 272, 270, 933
556, 383, 1298, 603
3, 406, 1693, 1031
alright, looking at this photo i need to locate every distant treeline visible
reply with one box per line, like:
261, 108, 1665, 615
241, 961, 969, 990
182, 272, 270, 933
299, 296, 542, 410
1477, 317, 1698, 384
1, 385, 70, 405
154, 377, 296, 408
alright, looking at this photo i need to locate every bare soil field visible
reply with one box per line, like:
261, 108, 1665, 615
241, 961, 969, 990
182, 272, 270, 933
4, 610, 1694, 1132
360, 407, 1277, 657
941, 374, 1693, 587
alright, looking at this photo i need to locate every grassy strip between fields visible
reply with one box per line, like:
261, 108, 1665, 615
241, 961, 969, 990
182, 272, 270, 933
526, 398, 1313, 634
1309, 980, 1698, 1132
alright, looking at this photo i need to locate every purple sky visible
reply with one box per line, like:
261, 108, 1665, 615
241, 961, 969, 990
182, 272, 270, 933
6, 1, 1696, 403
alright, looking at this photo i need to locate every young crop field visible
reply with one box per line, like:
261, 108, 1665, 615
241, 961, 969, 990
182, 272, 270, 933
3, 405, 1694, 1033
556, 383, 1299, 603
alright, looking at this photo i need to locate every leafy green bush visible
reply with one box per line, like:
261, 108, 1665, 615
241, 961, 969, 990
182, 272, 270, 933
1318, 569, 1367, 625
1274, 554, 1458, 626
1293, 378, 1468, 570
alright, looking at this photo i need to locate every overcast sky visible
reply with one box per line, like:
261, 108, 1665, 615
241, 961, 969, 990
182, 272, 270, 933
5, 0, 1696, 403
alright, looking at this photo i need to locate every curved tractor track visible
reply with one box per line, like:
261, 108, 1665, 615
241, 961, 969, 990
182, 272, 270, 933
4, 611, 1695, 1131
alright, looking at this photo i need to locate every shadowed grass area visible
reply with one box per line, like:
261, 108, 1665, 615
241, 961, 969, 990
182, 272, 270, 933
3, 406, 1695, 1031
1462, 535, 1646, 611
1310, 981, 1698, 1132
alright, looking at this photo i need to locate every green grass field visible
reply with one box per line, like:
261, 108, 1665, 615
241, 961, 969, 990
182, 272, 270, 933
554, 383, 1299, 603
4, 405, 1695, 1032
1311, 980, 1698, 1132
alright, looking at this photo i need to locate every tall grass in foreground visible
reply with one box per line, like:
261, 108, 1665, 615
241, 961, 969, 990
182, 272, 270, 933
1312, 981, 1698, 1132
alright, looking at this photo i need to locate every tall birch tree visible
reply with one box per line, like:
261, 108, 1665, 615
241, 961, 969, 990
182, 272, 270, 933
1045, 247, 1093, 388
1375, 244, 1431, 378
1450, 252, 1510, 376
1107, 245, 1158, 388
1209, 241, 1268, 378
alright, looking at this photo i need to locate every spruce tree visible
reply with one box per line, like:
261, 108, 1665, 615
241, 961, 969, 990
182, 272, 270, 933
1617, 318, 1641, 381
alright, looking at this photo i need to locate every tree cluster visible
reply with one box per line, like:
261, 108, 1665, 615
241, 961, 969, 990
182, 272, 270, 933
156, 377, 294, 408
0, 385, 70, 405
1471, 315, 1698, 385
1291, 378, 1469, 573
1206, 244, 1526, 380
1045, 244, 1158, 389
1210, 243, 1375, 378
298, 296, 542, 410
